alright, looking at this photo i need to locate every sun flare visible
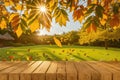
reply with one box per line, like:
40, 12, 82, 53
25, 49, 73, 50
38, 5, 47, 13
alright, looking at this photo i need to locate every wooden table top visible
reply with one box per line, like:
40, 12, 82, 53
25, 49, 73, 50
0, 61, 120, 80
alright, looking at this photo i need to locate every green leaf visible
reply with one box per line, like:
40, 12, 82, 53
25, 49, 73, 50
28, 14, 38, 26
85, 4, 96, 16
113, 3, 120, 14
84, 16, 92, 24
95, 5, 104, 18
53, 7, 61, 17
93, 16, 100, 27
22, 14, 27, 18
21, 18, 27, 27
83, 20, 91, 30
28, 13, 35, 20
61, 9, 68, 16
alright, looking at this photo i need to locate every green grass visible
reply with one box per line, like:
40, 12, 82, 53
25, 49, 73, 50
0, 45, 120, 61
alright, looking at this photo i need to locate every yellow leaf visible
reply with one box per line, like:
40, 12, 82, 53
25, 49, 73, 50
103, 14, 108, 20
9, 1, 14, 6
49, 0, 55, 8
92, 0, 97, 4
53, 37, 62, 47
16, 4, 22, 10
41, 14, 51, 30
26, 56, 29, 61
2, 11, 8, 15
29, 19, 40, 32
100, 19, 106, 25
24, 11, 28, 17
54, 8, 69, 26
4, 2, 10, 6
16, 25, 23, 37
0, 19, 7, 30
113, 26, 117, 30
56, 13, 69, 26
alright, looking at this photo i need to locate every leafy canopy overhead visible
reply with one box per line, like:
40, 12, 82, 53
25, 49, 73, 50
0, 0, 120, 37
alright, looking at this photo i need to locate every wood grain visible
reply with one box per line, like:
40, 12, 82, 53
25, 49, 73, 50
0, 61, 119, 80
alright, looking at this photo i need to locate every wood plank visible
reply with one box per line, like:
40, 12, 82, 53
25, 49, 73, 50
57, 61, 66, 80
66, 61, 77, 80
0, 62, 24, 73
9, 61, 34, 80
0, 61, 18, 80
32, 61, 51, 80
0, 61, 119, 80
0, 61, 24, 80
111, 63, 120, 68
97, 62, 120, 80
105, 62, 120, 70
0, 61, 19, 71
87, 61, 112, 80
20, 61, 42, 80
46, 61, 57, 80
74, 61, 100, 80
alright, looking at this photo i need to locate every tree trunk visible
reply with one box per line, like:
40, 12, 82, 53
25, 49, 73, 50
105, 39, 108, 50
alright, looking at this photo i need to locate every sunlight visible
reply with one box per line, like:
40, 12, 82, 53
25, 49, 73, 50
37, 28, 48, 36
39, 5, 47, 13
38, 5, 47, 13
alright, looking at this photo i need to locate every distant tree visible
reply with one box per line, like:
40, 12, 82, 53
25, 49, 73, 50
60, 31, 79, 45
79, 28, 120, 48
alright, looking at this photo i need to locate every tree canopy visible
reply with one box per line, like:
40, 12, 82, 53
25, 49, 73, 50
0, 0, 120, 37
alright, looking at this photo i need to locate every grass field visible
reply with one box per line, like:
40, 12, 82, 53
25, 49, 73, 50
0, 45, 120, 61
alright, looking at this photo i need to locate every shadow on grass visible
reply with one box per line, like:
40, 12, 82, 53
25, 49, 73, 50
72, 54, 86, 61
87, 56, 97, 61
41, 48, 62, 61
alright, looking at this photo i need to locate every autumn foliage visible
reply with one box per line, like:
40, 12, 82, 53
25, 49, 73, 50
0, 0, 120, 37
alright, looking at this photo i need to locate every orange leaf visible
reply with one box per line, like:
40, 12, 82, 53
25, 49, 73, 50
9, 13, 19, 22
10, 15, 20, 32
110, 14, 120, 27
91, 23, 97, 32
87, 0, 91, 6
86, 23, 97, 33
73, 9, 84, 22
70, 0, 79, 12
86, 26, 91, 33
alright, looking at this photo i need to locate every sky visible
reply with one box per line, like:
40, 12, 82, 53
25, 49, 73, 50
38, 12, 82, 35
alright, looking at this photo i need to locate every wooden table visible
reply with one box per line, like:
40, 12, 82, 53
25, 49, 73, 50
0, 61, 120, 80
